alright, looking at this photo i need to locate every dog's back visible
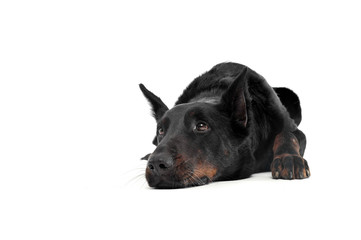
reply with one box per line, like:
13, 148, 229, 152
176, 62, 301, 126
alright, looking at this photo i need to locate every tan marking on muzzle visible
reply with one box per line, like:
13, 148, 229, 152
192, 161, 217, 180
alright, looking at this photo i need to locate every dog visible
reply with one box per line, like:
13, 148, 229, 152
139, 62, 310, 188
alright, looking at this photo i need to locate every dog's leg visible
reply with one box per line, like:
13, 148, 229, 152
271, 131, 310, 179
292, 129, 306, 156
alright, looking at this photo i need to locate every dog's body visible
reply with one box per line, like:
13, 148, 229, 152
140, 62, 310, 188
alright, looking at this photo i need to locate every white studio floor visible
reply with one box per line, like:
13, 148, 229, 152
1, 1, 360, 239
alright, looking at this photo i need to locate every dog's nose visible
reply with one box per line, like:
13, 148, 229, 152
147, 154, 173, 174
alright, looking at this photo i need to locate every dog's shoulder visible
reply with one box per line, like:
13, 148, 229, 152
175, 62, 248, 105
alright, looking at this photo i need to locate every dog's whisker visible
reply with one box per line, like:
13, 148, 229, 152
138, 180, 148, 189
129, 174, 144, 184
126, 173, 146, 187
121, 167, 146, 176
189, 173, 203, 186
192, 169, 213, 184
134, 174, 146, 185
188, 176, 196, 187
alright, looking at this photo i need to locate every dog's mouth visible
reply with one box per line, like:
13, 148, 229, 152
146, 173, 210, 189
145, 161, 217, 189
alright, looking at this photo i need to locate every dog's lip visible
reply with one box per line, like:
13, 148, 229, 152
147, 173, 191, 189
147, 170, 213, 188
147, 174, 173, 188
149, 179, 184, 189
148, 176, 211, 189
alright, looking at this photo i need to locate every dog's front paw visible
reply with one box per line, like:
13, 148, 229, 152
271, 155, 310, 179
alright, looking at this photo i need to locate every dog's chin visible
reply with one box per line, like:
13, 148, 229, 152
146, 175, 210, 189
147, 178, 184, 189
149, 181, 183, 189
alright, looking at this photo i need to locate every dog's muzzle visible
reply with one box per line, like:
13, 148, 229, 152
146, 153, 177, 188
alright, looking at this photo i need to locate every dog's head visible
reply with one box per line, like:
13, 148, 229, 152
140, 69, 252, 188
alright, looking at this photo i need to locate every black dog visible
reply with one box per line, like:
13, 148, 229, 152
140, 62, 310, 188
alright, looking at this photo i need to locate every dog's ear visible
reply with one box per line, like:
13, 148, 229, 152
141, 153, 151, 160
219, 68, 248, 128
139, 84, 169, 121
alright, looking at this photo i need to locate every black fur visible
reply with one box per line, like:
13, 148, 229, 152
140, 62, 309, 188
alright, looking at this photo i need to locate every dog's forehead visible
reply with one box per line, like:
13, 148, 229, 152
163, 102, 216, 119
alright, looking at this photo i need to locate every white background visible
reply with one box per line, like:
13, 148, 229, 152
1, 0, 360, 239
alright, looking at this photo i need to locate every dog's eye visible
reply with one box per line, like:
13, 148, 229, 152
158, 128, 164, 135
194, 122, 210, 132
